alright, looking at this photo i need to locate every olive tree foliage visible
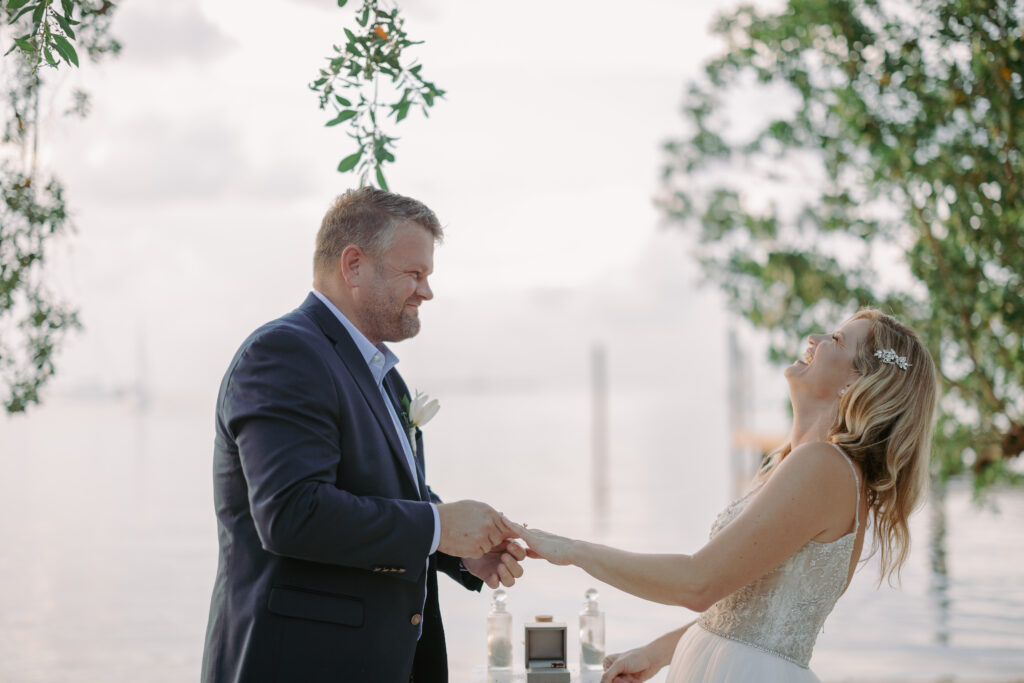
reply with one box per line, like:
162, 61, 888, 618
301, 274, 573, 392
0, 0, 119, 411
661, 0, 1023, 491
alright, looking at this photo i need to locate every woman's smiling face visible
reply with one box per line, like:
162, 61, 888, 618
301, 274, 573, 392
785, 317, 872, 401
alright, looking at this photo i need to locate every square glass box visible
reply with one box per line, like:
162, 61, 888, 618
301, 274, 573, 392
524, 618, 570, 683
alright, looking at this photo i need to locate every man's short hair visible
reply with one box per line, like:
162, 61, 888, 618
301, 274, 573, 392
313, 187, 443, 275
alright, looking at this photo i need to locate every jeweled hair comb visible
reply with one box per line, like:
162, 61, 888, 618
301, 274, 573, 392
874, 348, 911, 370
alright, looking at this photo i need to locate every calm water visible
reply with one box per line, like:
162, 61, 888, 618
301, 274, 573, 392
1, 393, 1022, 682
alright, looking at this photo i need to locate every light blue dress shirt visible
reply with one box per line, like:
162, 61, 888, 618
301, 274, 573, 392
312, 290, 441, 555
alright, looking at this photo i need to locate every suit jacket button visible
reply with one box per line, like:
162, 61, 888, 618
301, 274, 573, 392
410, 614, 422, 626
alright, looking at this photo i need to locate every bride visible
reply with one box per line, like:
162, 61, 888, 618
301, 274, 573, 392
511, 308, 938, 682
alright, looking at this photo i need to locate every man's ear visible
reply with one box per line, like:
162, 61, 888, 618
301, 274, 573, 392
340, 245, 369, 287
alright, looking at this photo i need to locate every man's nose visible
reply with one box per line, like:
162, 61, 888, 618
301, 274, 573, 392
418, 278, 433, 301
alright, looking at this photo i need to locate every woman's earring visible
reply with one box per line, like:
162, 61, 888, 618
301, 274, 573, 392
839, 387, 847, 397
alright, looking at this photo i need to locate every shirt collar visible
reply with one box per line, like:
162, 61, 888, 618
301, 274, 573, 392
312, 289, 399, 385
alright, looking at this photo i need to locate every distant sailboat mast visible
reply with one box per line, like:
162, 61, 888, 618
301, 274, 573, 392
135, 323, 151, 412
728, 327, 754, 497
591, 342, 608, 538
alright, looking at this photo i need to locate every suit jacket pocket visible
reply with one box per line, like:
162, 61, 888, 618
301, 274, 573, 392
267, 586, 364, 627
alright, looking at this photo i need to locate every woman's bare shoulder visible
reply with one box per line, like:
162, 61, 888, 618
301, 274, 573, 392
776, 441, 860, 489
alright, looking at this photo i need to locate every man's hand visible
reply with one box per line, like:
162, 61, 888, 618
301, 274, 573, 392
462, 540, 527, 589
436, 500, 514, 559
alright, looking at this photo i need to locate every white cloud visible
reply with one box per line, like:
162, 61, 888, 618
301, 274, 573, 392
60, 114, 244, 201
55, 111, 325, 205
112, 0, 235, 65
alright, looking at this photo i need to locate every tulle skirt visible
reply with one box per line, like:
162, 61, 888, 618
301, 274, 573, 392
665, 625, 821, 683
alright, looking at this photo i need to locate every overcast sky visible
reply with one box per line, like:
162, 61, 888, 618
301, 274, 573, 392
32, 0, 789, 427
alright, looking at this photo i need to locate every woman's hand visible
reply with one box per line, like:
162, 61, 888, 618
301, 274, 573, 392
505, 520, 576, 566
601, 647, 660, 682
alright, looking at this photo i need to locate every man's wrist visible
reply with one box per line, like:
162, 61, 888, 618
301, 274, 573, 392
428, 503, 440, 555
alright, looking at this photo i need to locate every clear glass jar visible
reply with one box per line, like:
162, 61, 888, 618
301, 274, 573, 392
487, 589, 513, 670
579, 587, 605, 670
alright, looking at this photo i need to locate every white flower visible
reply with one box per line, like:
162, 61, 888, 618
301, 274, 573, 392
403, 391, 439, 456
408, 391, 440, 428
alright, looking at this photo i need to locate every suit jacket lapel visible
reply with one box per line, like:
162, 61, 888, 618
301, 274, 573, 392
383, 374, 429, 502
299, 294, 419, 492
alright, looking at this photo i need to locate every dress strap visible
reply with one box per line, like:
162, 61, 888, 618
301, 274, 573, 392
828, 442, 860, 534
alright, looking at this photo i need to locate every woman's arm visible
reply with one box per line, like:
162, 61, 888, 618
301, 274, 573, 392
512, 442, 857, 611
600, 622, 694, 683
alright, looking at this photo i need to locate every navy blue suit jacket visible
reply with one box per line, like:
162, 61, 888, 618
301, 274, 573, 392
202, 294, 481, 683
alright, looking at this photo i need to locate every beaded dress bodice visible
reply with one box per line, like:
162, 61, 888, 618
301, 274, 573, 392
697, 444, 860, 668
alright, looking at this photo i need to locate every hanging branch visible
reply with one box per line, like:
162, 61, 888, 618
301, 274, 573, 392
0, 0, 119, 412
3, 0, 83, 70
310, 0, 444, 190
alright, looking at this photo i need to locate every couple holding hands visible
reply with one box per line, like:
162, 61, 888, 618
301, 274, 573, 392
201, 188, 938, 683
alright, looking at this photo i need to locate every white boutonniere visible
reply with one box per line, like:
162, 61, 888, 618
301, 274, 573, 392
401, 391, 439, 456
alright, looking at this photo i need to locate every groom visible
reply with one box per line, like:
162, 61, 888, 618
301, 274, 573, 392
201, 187, 525, 682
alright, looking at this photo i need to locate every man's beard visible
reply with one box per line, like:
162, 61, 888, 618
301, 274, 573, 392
362, 283, 420, 343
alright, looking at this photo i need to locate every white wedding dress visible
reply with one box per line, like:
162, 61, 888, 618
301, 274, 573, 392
666, 443, 861, 682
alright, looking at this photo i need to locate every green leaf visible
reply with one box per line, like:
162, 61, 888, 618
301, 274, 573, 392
375, 165, 389, 191
13, 36, 33, 54
325, 109, 357, 126
337, 150, 362, 172
334, 95, 351, 107
337, 0, 347, 6
54, 12, 75, 39
43, 46, 57, 66
51, 34, 78, 66
61, 0, 72, 15
393, 101, 411, 122
6, 0, 31, 11
11, 3, 35, 22
51, 36, 70, 61
31, 2, 44, 24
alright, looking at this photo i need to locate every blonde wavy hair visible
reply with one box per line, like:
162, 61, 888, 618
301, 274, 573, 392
758, 308, 939, 585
